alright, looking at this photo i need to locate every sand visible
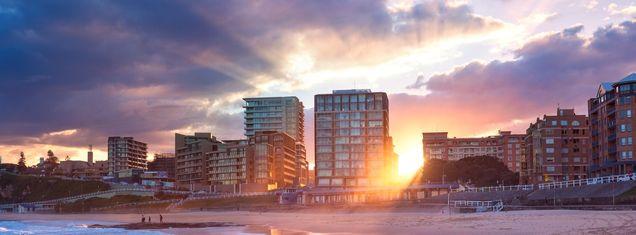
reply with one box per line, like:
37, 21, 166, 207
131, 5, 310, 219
2, 210, 636, 234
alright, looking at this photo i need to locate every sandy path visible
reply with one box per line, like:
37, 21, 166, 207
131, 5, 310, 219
2, 210, 636, 234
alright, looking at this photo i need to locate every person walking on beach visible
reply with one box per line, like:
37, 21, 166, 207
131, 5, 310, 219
141, 214, 145, 223
159, 214, 163, 223
148, 216, 152, 223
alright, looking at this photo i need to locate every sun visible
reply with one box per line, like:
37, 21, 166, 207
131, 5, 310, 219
396, 145, 424, 183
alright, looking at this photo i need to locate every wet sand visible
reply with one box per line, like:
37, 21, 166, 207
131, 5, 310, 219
2, 210, 636, 234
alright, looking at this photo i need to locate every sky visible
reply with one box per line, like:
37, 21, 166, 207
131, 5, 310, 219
1, 0, 636, 172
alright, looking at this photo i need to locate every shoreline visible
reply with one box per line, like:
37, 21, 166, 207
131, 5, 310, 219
2, 210, 636, 234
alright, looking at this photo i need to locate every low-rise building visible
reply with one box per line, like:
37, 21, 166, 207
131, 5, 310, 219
175, 133, 222, 191
207, 139, 248, 192
422, 131, 525, 172
148, 153, 175, 179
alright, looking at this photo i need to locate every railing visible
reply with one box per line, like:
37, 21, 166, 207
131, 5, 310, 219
538, 173, 636, 189
463, 184, 534, 192
185, 192, 274, 201
0, 188, 189, 207
460, 173, 636, 192
92, 198, 181, 211
452, 200, 504, 212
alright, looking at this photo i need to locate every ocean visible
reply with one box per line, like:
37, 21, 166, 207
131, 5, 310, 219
0, 220, 254, 235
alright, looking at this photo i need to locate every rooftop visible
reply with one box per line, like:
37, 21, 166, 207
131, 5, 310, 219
615, 73, 636, 85
332, 89, 372, 94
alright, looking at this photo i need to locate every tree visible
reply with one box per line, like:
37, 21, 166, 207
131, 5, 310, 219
43, 150, 59, 175
421, 156, 519, 187
17, 152, 27, 174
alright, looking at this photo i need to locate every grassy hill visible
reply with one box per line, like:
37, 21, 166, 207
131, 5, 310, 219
0, 172, 110, 203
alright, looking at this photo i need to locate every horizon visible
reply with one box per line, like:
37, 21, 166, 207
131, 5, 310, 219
2, 0, 636, 177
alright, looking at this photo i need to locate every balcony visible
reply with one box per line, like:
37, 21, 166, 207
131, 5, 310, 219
608, 147, 617, 154
608, 134, 617, 142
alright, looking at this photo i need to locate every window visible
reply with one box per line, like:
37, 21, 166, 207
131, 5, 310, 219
620, 84, 631, 92
572, 121, 580, 126
546, 148, 555, 153
546, 166, 555, 172
621, 151, 633, 159
318, 179, 330, 186
551, 120, 557, 126
620, 96, 632, 104
620, 109, 633, 118
621, 124, 632, 132
546, 138, 554, 144
560, 120, 568, 126
620, 137, 633, 146
317, 170, 332, 177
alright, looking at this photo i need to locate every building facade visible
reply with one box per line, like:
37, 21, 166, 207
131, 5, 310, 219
243, 97, 305, 142
207, 140, 248, 186
148, 153, 176, 179
243, 96, 307, 186
422, 131, 525, 172
589, 73, 636, 176
107, 137, 148, 176
524, 108, 590, 184
247, 131, 298, 188
314, 89, 396, 188
175, 133, 222, 191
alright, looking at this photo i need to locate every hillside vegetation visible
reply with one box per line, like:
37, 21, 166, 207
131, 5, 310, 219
0, 172, 110, 203
420, 156, 519, 187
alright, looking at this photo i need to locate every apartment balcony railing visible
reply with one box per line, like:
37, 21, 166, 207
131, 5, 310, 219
608, 134, 617, 142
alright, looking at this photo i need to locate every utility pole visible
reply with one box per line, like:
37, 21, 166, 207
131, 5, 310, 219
447, 185, 451, 218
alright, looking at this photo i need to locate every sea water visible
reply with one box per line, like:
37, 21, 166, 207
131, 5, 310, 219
0, 220, 256, 235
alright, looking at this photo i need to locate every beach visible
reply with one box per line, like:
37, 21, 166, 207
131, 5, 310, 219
2, 210, 636, 234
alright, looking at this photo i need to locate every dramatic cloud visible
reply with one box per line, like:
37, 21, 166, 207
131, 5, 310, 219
402, 20, 636, 140
0, 0, 500, 164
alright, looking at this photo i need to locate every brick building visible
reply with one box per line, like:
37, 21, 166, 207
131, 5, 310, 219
422, 131, 525, 172
589, 73, 636, 176
524, 108, 590, 184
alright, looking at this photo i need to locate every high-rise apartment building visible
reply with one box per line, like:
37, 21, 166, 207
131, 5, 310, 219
422, 131, 525, 172
148, 153, 176, 179
243, 97, 304, 142
589, 73, 636, 176
314, 89, 396, 188
243, 96, 308, 187
107, 137, 148, 176
524, 108, 590, 184
175, 133, 222, 190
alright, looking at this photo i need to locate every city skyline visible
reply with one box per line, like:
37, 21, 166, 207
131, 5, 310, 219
2, 1, 636, 176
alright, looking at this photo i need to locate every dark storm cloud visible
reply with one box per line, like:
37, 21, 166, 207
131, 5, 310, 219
0, 0, 505, 156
